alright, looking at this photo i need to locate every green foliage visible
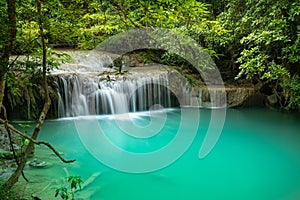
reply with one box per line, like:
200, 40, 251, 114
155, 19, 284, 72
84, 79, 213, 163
31, 48, 71, 72
13, 0, 226, 52
109, 0, 228, 58
111, 0, 210, 28
0, 1, 9, 52
2, 0, 300, 109
236, 47, 290, 81
281, 75, 300, 109
5, 0, 226, 63
161, 52, 188, 67
5, 49, 70, 100
211, 0, 300, 109
0, 0, 70, 118
35, 0, 123, 49
55, 175, 83, 200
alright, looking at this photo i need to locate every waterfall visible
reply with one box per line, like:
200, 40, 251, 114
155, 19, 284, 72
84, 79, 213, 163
209, 89, 227, 108
54, 74, 227, 117
54, 74, 176, 117
49, 51, 227, 118
198, 88, 203, 107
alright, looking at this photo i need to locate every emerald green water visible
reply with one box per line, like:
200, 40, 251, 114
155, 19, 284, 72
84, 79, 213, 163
20, 108, 300, 200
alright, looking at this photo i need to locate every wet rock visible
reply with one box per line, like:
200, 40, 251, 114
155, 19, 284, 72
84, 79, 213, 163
29, 159, 48, 168
226, 87, 265, 107
266, 94, 278, 107
0, 125, 22, 152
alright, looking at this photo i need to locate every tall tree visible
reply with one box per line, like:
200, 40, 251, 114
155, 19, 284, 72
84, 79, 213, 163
0, 0, 16, 111
2, 0, 49, 189
1, 0, 75, 190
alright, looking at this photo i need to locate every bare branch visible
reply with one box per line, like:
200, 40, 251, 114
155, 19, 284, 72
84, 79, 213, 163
0, 119, 76, 163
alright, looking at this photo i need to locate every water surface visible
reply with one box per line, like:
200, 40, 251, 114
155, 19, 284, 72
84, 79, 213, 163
19, 108, 300, 200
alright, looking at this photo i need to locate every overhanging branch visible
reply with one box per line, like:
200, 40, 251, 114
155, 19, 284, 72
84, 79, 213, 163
0, 119, 76, 163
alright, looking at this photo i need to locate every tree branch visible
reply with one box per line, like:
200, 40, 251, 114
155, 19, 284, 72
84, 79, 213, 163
5, 123, 29, 182
0, 118, 76, 163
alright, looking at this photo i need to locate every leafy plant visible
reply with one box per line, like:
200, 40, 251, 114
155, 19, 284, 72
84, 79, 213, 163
280, 75, 300, 109
55, 175, 83, 200
210, 0, 300, 109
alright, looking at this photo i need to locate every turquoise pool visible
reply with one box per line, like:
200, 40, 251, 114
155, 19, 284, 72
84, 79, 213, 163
19, 108, 300, 200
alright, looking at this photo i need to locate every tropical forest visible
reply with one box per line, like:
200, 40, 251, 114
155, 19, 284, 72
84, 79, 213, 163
0, 0, 300, 199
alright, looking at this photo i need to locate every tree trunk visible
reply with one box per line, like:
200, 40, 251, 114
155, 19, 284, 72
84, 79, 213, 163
3, 0, 51, 189
0, 77, 6, 111
0, 0, 17, 109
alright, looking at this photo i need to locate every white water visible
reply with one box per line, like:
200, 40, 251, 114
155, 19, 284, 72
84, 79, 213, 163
55, 75, 174, 117
52, 50, 117, 75
52, 51, 227, 117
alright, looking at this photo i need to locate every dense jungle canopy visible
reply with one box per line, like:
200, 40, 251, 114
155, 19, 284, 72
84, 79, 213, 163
0, 0, 300, 110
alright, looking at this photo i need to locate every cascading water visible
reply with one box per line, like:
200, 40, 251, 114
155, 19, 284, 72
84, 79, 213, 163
54, 74, 175, 117
51, 51, 227, 118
